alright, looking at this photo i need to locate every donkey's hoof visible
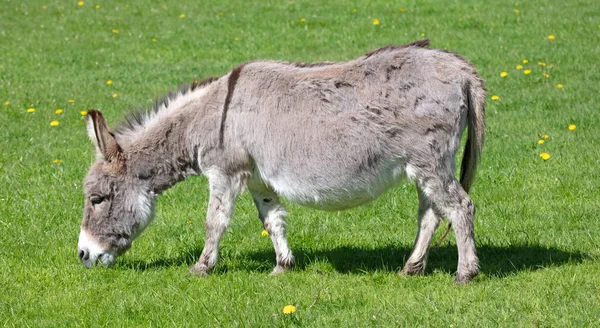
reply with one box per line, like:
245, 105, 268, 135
399, 262, 425, 276
271, 265, 286, 276
454, 272, 478, 285
188, 263, 210, 277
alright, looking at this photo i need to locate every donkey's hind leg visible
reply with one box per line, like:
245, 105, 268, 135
400, 187, 442, 276
418, 175, 478, 284
248, 182, 295, 275
189, 170, 246, 276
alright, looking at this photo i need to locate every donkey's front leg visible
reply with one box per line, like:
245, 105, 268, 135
189, 171, 245, 276
248, 182, 294, 275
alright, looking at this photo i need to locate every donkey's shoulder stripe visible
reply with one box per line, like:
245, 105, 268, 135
219, 63, 246, 147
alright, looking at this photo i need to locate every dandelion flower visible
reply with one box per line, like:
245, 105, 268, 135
568, 124, 576, 131
187, 220, 192, 225
538, 139, 544, 145
218, 11, 223, 16
538, 62, 546, 67
543, 73, 550, 78
113, 93, 118, 98
106, 80, 113, 85
420, 32, 425, 37
543, 134, 549, 139
152, 38, 157, 42
548, 35, 555, 40
234, 37, 239, 41
400, 8, 405, 13
300, 18, 306, 23
524, 69, 531, 75
42, 5, 47, 9
513, 9, 519, 14
500, 72, 508, 78
78, 1, 84, 6
556, 84, 563, 89
27, 108, 35, 113
80, 110, 87, 116
282, 305, 297, 314
180, 14, 185, 18
50, 120, 59, 127
540, 152, 550, 160
4, 101, 10, 105
352, 9, 357, 13
55, 109, 63, 114
516, 65, 523, 70
68, 99, 75, 103
112, 29, 119, 34
95, 5, 100, 9
373, 18, 380, 25
522, 59, 528, 64
261, 229, 269, 237
53, 159, 62, 164
491, 95, 500, 101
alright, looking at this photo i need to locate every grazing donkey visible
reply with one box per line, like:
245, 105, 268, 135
78, 39, 485, 284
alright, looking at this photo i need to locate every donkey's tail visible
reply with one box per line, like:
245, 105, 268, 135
434, 76, 486, 247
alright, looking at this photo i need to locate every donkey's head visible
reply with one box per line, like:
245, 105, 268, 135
78, 110, 156, 268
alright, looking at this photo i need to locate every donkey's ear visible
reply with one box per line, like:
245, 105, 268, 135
85, 110, 123, 161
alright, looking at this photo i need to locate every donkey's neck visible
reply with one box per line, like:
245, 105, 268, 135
119, 86, 214, 194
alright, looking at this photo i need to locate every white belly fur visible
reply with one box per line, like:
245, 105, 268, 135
257, 159, 410, 211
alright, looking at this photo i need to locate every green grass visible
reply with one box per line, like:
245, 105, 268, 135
1, 0, 599, 326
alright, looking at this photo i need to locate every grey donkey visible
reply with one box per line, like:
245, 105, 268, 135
78, 39, 486, 284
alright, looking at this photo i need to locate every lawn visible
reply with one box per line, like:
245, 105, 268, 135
1, 0, 599, 326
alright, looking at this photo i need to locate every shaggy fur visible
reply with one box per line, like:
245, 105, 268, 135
78, 40, 486, 284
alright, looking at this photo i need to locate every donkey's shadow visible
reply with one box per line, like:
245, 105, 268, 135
124, 243, 587, 278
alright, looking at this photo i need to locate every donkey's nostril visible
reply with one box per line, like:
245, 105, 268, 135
78, 249, 90, 261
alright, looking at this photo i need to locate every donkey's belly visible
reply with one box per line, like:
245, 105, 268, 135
259, 159, 408, 211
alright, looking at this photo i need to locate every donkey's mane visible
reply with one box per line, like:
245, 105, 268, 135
113, 76, 218, 137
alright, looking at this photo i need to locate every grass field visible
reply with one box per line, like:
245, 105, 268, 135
1, 0, 599, 326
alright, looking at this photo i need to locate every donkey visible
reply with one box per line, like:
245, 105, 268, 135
78, 39, 485, 284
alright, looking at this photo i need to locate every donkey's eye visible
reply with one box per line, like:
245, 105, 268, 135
90, 195, 105, 205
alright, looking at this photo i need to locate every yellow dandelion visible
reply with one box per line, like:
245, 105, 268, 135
352, 8, 357, 13
68, 99, 75, 103
548, 35, 555, 40
300, 18, 306, 23
491, 95, 500, 101
4, 101, 10, 105
568, 124, 576, 131
53, 159, 62, 164
556, 84, 563, 89
187, 220, 192, 225
543, 73, 550, 78
78, 1, 84, 6
543, 134, 549, 139
27, 108, 35, 113
282, 305, 297, 314
55, 109, 63, 114
106, 80, 113, 85
400, 8, 405, 13
538, 139, 544, 145
522, 59, 528, 64
152, 38, 157, 42
112, 29, 119, 34
180, 14, 185, 18
540, 152, 550, 160
513, 9, 519, 14
524, 69, 531, 75
113, 93, 118, 98
516, 65, 523, 70
500, 72, 508, 78
261, 229, 269, 237
42, 5, 47, 9
50, 120, 59, 127
373, 18, 380, 25
80, 110, 87, 116
420, 32, 425, 37
95, 5, 100, 9
218, 11, 223, 16
234, 37, 239, 41
538, 61, 546, 67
